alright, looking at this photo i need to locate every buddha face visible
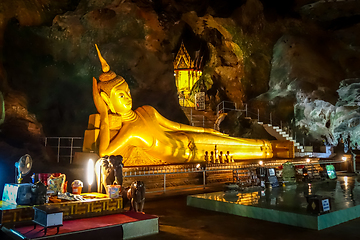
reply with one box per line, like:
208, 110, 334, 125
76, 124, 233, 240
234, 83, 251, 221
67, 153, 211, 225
109, 82, 132, 114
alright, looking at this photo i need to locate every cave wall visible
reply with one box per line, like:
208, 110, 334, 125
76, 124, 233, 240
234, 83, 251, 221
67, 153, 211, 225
253, 1, 360, 146
0, 0, 360, 165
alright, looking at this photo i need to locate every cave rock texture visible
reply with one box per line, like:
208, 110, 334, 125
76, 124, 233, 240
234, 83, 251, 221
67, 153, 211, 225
0, 0, 360, 167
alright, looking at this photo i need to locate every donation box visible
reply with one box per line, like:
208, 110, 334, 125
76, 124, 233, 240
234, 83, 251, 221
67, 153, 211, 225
306, 195, 331, 214
33, 205, 63, 228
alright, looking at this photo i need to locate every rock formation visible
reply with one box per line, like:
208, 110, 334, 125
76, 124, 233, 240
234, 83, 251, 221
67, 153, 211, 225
0, 0, 360, 166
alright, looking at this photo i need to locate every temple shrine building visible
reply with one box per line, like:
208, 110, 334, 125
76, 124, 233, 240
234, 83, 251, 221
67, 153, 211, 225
173, 42, 202, 107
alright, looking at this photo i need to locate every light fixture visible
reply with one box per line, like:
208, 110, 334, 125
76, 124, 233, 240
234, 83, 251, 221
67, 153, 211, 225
306, 158, 310, 163
87, 159, 94, 192
259, 161, 263, 166
342, 156, 347, 161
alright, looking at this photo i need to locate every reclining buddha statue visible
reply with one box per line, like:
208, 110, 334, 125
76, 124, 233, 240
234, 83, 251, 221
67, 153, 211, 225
83, 45, 294, 166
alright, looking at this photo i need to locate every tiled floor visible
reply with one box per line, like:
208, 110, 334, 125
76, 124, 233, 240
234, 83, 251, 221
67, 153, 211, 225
3, 174, 360, 240
3, 212, 158, 240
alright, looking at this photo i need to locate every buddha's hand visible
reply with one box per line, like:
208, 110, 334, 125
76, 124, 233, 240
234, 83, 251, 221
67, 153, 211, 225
93, 77, 108, 115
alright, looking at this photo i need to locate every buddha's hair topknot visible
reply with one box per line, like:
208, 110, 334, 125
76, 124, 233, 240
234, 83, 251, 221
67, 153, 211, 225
95, 44, 126, 96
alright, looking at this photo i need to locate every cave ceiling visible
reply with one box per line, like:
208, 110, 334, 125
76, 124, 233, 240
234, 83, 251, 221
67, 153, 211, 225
0, 0, 360, 150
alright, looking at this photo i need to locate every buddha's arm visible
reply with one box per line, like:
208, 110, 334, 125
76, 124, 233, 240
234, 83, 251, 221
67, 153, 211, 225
93, 77, 111, 156
99, 132, 136, 157
152, 106, 226, 135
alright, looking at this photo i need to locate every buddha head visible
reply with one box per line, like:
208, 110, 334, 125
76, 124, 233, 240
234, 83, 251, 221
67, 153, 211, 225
95, 44, 132, 114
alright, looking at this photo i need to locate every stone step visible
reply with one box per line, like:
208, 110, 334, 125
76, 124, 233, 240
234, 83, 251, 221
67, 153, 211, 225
182, 108, 214, 113
190, 118, 217, 124
182, 105, 217, 130
191, 114, 217, 119
191, 121, 216, 125
192, 124, 215, 128
184, 111, 215, 115
193, 125, 215, 129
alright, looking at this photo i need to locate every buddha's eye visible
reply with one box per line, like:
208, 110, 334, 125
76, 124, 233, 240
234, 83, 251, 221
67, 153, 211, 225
119, 93, 124, 98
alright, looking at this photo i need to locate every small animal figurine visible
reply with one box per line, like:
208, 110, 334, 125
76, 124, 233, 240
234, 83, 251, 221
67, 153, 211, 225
122, 181, 146, 213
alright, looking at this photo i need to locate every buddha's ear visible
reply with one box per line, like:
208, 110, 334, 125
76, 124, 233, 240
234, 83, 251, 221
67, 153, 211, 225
100, 92, 116, 113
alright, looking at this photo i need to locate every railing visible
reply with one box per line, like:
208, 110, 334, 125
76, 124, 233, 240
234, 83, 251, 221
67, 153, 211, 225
122, 159, 346, 194
44, 137, 83, 164
216, 101, 241, 116
123, 163, 260, 194
216, 101, 293, 138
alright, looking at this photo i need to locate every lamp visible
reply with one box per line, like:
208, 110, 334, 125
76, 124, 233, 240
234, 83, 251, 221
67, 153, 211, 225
87, 159, 94, 192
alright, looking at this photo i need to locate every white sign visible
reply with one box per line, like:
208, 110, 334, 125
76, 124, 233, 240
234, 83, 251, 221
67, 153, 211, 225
195, 92, 205, 110
322, 199, 330, 212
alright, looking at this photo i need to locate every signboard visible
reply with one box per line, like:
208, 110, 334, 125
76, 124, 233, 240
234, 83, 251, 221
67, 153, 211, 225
268, 168, 275, 176
326, 165, 337, 179
195, 92, 205, 110
267, 168, 279, 188
322, 199, 330, 212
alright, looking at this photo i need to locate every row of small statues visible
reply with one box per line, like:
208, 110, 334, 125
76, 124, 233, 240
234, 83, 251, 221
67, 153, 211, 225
204, 150, 234, 164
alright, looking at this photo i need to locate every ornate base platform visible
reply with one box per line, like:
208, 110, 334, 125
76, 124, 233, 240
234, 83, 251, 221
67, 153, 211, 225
2, 211, 158, 240
187, 174, 359, 230
0, 193, 122, 225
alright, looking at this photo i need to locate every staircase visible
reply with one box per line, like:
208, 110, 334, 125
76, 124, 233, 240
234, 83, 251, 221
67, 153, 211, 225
181, 104, 217, 128
256, 122, 305, 153
215, 99, 305, 155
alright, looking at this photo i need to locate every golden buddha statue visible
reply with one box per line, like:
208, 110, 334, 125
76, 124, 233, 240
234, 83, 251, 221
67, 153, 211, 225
83, 45, 294, 166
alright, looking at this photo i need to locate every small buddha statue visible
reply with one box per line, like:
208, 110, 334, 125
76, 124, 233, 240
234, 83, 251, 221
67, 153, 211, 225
83, 44, 294, 165
225, 151, 230, 163
204, 151, 209, 163
219, 151, 224, 164
210, 151, 215, 164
